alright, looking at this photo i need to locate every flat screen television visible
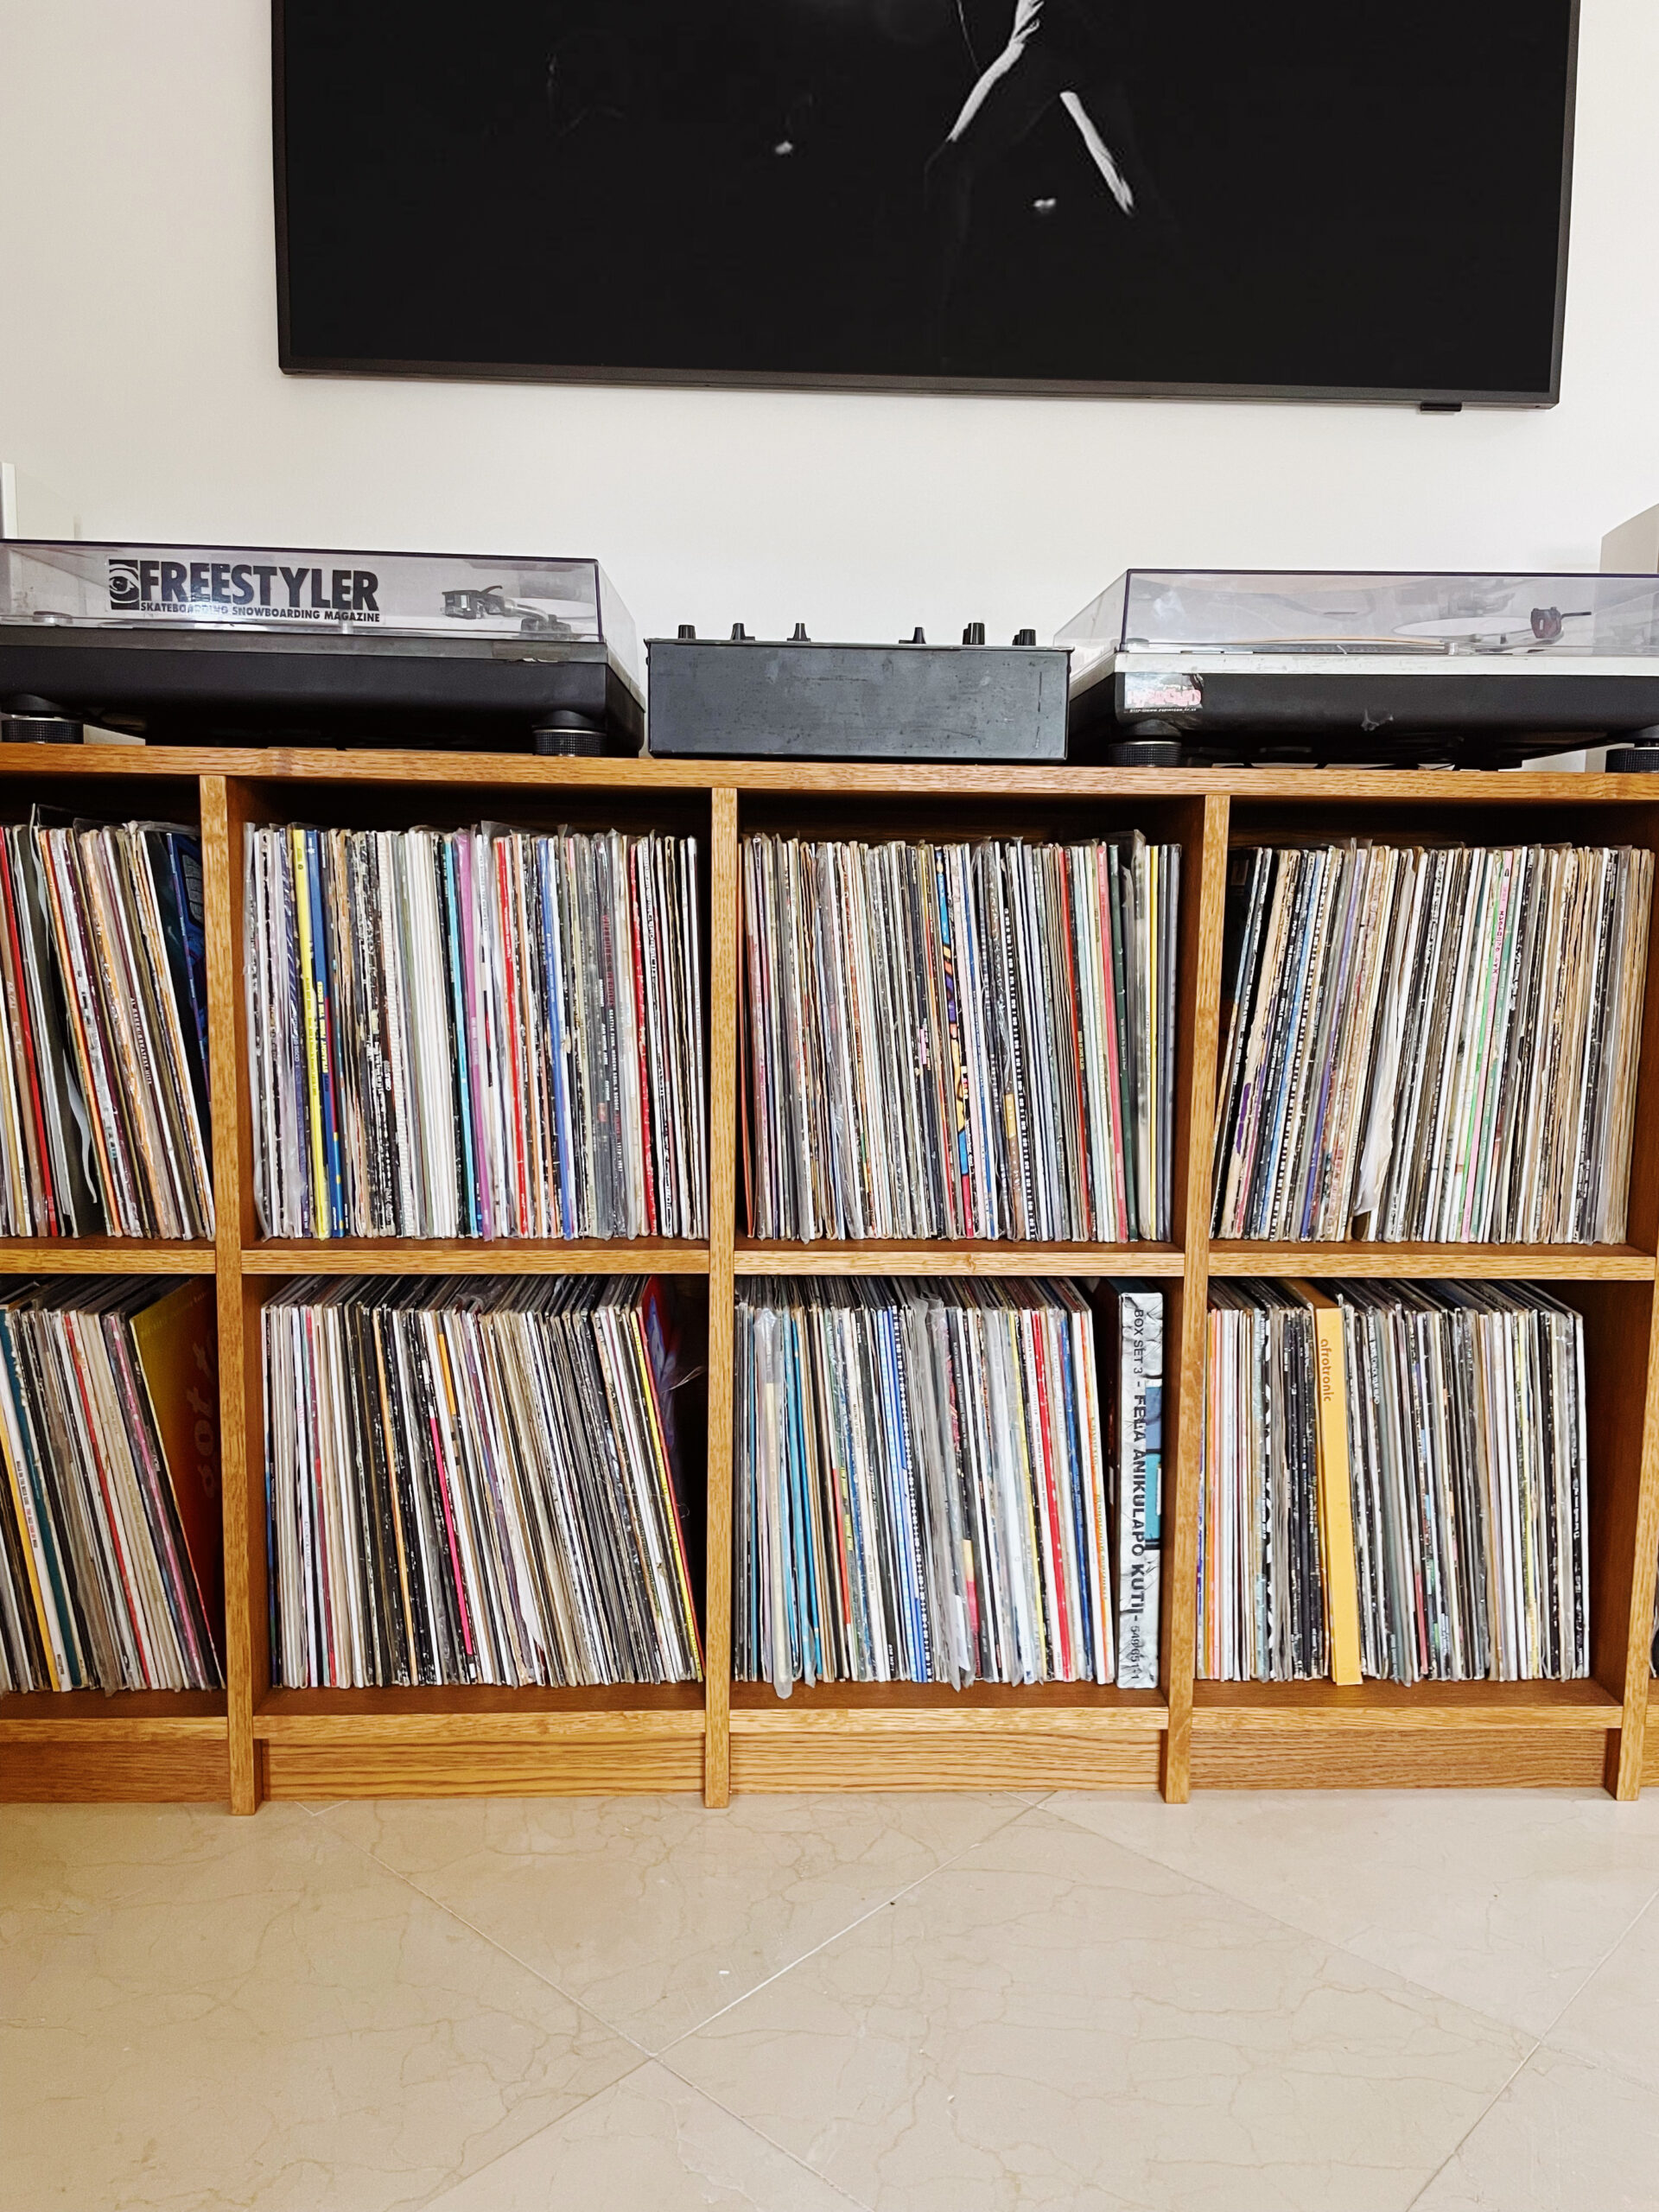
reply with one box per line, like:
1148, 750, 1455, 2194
274, 0, 1579, 405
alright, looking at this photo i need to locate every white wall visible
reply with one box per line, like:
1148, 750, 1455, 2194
2, 1, 1657, 648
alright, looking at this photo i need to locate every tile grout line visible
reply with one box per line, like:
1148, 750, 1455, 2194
322, 1796, 1045, 2212
1404, 1942, 1659, 2212
645, 1793, 1164, 2212
309, 1790, 1037, 2055
1526, 1882, 1659, 2095
643, 1798, 1109, 2207
317, 1833, 678, 2207
172, 1801, 666, 2210
649, 1794, 1046, 2060
410, 2050, 664, 2212
1032, 1792, 1653, 2053
301, 1806, 661, 2064
405, 2041, 872, 2212
1401, 2034, 1543, 2212
282, 1788, 1659, 2212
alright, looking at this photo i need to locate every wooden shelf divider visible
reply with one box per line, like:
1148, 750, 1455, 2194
3, 751, 1657, 1808
702, 787, 740, 1808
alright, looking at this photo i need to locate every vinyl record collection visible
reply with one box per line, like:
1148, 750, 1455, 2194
1197, 1279, 1589, 1685
0, 1278, 222, 1694
245, 823, 707, 1240
1212, 842, 1653, 1242
734, 1276, 1164, 1694
264, 1275, 703, 1688
742, 833, 1179, 1242
0, 815, 213, 1238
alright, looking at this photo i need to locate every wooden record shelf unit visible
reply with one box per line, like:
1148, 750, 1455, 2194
3, 749, 1659, 1816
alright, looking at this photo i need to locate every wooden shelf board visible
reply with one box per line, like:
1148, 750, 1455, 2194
0, 1238, 216, 1275
1208, 1242, 1655, 1281
189, 750, 1659, 804
254, 1683, 705, 1743
0, 1689, 227, 1742
262, 1741, 705, 1796
1192, 1679, 1620, 1732
0, 746, 251, 779
243, 1238, 709, 1276
734, 1240, 1184, 1279
730, 1680, 1168, 1734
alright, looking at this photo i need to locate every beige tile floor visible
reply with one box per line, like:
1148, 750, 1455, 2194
5, 1788, 1659, 2212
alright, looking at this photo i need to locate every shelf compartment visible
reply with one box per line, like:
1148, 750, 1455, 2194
729, 1680, 1166, 1790
0, 1691, 229, 1802
242, 1238, 710, 1276
1190, 1679, 1618, 1791
734, 1240, 1184, 1278
0, 1239, 216, 1275
252, 1684, 705, 1799
1208, 1243, 1655, 1281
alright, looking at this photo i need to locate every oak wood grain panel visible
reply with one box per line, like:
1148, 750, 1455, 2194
1210, 1243, 1656, 1281
200, 778, 262, 1815
0, 746, 251, 782
731, 1732, 1163, 1791
0, 1239, 215, 1274
0, 1690, 226, 1742
734, 1241, 1185, 1278
262, 1741, 704, 1796
255, 1686, 702, 1741
1192, 1679, 1618, 1731
242, 1238, 710, 1275
0, 1742, 229, 1802
32, 753, 1659, 805
1192, 1729, 1612, 1790
731, 1683, 1167, 1732
208, 753, 1659, 805
1164, 793, 1230, 1803
703, 787, 738, 1808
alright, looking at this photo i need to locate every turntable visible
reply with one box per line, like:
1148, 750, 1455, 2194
0, 541, 645, 752
1059, 570, 1659, 766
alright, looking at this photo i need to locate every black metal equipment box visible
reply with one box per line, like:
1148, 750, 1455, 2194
646, 632, 1069, 761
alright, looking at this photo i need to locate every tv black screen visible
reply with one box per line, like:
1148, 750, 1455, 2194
275, 0, 1578, 404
